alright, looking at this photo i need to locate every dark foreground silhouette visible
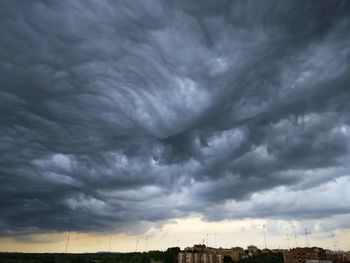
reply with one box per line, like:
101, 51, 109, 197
0, 249, 284, 263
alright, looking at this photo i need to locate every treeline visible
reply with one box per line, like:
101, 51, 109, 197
0, 249, 284, 263
0, 247, 180, 263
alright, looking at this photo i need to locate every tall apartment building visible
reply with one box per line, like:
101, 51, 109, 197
178, 245, 244, 263
283, 247, 332, 263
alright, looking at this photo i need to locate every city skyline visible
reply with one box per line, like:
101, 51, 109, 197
1, 216, 349, 253
1, 0, 350, 253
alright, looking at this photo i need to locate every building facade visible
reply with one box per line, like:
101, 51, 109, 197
283, 247, 331, 263
178, 245, 244, 263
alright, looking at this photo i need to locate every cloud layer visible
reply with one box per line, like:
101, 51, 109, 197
1, 0, 350, 236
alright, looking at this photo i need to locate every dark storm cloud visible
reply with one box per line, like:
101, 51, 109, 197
1, 0, 350, 235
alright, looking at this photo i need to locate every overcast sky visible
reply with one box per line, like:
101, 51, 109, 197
1, 0, 350, 252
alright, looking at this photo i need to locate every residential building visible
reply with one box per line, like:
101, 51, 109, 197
284, 247, 331, 263
178, 244, 244, 263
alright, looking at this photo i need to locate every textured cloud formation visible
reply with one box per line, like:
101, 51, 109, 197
1, 0, 350, 236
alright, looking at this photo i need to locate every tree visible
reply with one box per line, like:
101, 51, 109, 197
224, 255, 234, 263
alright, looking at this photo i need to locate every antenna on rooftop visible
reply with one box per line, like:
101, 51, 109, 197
263, 224, 267, 249
145, 235, 149, 251
286, 234, 290, 249
292, 225, 298, 247
136, 236, 139, 252
304, 228, 310, 247
65, 218, 73, 253
332, 234, 338, 252
206, 233, 209, 247
108, 229, 113, 253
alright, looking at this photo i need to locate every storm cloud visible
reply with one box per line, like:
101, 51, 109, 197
1, 0, 350, 236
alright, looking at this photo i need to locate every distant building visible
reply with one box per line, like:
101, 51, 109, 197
178, 244, 244, 263
326, 250, 350, 263
247, 245, 259, 257
283, 247, 331, 263
341, 251, 350, 262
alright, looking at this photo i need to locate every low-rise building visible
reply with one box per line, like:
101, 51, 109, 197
326, 250, 350, 263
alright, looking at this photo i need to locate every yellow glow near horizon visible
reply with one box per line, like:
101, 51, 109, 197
1, 217, 349, 253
